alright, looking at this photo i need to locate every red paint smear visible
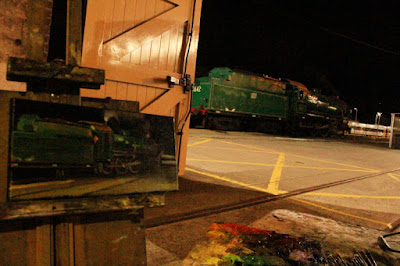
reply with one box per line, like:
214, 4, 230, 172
209, 223, 274, 236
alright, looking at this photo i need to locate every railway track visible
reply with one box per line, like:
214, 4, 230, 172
145, 167, 400, 228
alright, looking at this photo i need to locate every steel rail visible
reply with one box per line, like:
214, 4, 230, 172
145, 167, 400, 228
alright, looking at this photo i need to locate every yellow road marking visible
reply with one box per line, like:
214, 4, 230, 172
283, 165, 376, 173
191, 145, 280, 154
11, 180, 74, 190
304, 192, 400, 199
218, 140, 278, 153
188, 134, 398, 228
185, 167, 391, 228
267, 153, 285, 194
187, 158, 375, 173
388, 173, 400, 182
214, 139, 375, 171
287, 154, 376, 172
292, 198, 393, 228
186, 167, 273, 193
187, 158, 276, 167
188, 138, 212, 147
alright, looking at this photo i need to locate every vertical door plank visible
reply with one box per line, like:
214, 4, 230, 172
35, 222, 53, 265
116, 82, 128, 100
175, 24, 185, 73
136, 86, 147, 107
154, 0, 166, 16
120, 52, 131, 63
103, 0, 116, 41
130, 48, 142, 65
145, 0, 157, 20
55, 222, 74, 265
174, 103, 181, 153
73, 217, 146, 265
105, 80, 118, 99
127, 84, 139, 102
81, 84, 106, 98
134, 0, 146, 25
149, 35, 161, 69
154, 88, 164, 98
123, 0, 137, 30
158, 31, 170, 71
167, 27, 179, 72
144, 87, 156, 106
111, 0, 127, 38
140, 42, 151, 66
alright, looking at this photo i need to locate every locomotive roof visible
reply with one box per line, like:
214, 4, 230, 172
78, 121, 113, 132
208, 67, 310, 91
209, 67, 281, 80
284, 79, 310, 93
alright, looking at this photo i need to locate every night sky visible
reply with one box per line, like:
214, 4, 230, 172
195, 0, 400, 124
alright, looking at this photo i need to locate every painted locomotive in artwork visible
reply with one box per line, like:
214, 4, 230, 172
9, 99, 176, 179
191, 67, 349, 137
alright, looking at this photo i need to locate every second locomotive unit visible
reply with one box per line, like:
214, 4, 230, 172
190, 67, 349, 137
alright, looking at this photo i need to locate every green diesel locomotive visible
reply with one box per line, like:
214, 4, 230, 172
191, 67, 349, 137
10, 114, 161, 177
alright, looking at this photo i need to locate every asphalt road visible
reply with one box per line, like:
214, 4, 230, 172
185, 129, 400, 221
145, 129, 400, 264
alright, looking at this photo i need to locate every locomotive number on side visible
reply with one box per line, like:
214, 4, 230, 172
193, 86, 202, 92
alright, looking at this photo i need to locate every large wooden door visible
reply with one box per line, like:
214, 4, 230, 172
81, 0, 202, 175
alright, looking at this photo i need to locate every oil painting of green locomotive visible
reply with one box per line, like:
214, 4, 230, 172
191, 67, 349, 137
9, 99, 176, 185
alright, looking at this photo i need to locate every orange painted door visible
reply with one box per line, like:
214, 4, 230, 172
81, 0, 202, 175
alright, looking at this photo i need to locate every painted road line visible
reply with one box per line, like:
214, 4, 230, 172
11, 179, 75, 190
186, 158, 375, 173
217, 140, 279, 153
287, 153, 377, 172
188, 138, 212, 147
185, 167, 391, 228
388, 173, 400, 182
267, 153, 285, 194
283, 165, 376, 173
190, 145, 280, 155
292, 198, 393, 228
186, 167, 276, 193
215, 139, 376, 172
190, 145, 398, 192
187, 158, 276, 167
304, 192, 400, 199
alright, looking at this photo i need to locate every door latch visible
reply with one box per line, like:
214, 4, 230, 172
167, 74, 193, 93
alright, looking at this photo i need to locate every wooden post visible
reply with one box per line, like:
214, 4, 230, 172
26, 0, 53, 62
66, 0, 82, 65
